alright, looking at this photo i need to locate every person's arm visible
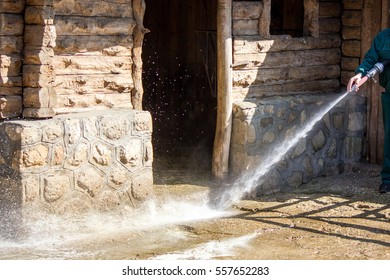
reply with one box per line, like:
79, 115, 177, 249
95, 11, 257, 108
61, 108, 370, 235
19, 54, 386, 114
347, 32, 381, 92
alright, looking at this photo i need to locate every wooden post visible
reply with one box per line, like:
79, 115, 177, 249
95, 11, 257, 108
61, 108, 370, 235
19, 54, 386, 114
131, 0, 149, 110
212, 0, 233, 179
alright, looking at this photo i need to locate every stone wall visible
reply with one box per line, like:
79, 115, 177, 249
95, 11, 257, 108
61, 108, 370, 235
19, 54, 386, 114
0, 109, 153, 220
230, 93, 366, 194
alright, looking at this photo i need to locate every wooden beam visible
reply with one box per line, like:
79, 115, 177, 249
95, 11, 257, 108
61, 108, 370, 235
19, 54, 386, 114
212, 0, 233, 179
131, 0, 149, 110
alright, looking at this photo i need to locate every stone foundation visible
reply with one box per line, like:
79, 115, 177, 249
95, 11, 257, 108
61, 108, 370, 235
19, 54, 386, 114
0, 109, 153, 221
230, 93, 366, 195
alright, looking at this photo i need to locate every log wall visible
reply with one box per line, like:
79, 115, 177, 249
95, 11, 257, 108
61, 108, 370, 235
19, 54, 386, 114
0, 1, 24, 118
340, 0, 363, 86
52, 0, 136, 114
232, 0, 342, 101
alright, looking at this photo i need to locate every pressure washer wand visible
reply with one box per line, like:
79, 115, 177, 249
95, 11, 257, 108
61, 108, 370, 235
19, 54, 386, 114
349, 60, 390, 93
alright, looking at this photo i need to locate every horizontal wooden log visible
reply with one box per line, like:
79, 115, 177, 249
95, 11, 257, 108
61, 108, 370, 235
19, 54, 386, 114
0, 77, 22, 87
54, 35, 133, 54
54, 93, 132, 114
343, 0, 364, 10
234, 34, 341, 54
341, 70, 355, 86
234, 48, 340, 70
54, 0, 133, 18
24, 25, 57, 49
0, 95, 22, 118
0, 86, 22, 96
319, 1, 341, 18
23, 65, 55, 88
319, 18, 341, 33
0, 36, 23, 53
55, 16, 136, 36
233, 19, 258, 36
233, 65, 340, 87
233, 2, 262, 19
0, 14, 24, 36
342, 26, 361, 40
23, 107, 55, 119
54, 74, 134, 95
233, 79, 340, 100
24, 48, 55, 65
26, 0, 54, 5
23, 87, 57, 108
341, 57, 360, 71
0, 54, 22, 77
53, 55, 132, 75
342, 40, 361, 57
25, 5, 55, 25
0, 1, 25, 13
342, 11, 362, 27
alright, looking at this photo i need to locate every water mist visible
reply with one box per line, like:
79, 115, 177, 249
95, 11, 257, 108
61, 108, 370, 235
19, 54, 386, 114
210, 91, 350, 209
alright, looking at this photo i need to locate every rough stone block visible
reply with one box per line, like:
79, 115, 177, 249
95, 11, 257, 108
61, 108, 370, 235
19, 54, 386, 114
0, 110, 153, 219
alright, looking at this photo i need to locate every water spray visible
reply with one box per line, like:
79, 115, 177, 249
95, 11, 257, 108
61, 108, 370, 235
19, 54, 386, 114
210, 60, 390, 210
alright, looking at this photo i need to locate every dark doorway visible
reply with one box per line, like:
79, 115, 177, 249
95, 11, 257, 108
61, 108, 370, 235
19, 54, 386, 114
143, 0, 218, 179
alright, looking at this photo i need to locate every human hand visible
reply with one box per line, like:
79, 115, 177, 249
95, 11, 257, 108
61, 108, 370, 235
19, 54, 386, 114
347, 73, 362, 92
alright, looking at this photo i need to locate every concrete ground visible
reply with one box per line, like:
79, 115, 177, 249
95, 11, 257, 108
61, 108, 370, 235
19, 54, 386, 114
0, 162, 389, 260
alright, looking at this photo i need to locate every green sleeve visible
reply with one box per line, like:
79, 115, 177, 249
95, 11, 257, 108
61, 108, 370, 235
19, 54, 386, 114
355, 33, 381, 75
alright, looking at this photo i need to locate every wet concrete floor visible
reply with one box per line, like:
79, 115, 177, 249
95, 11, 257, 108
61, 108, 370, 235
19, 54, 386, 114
0, 163, 389, 260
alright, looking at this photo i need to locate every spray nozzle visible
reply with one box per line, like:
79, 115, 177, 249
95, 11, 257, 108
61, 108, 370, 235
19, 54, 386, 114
349, 60, 390, 93
366, 62, 385, 79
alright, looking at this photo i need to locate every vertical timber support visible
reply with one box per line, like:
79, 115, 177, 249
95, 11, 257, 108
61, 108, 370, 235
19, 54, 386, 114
131, 0, 149, 110
212, 0, 233, 179
23, 0, 56, 118
259, 0, 270, 38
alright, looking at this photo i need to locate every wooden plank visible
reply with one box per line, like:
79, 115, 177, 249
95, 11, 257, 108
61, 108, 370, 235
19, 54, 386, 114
54, 93, 132, 114
234, 34, 341, 54
234, 48, 340, 70
55, 35, 133, 54
0, 36, 23, 53
53, 74, 134, 94
0, 1, 25, 13
54, 0, 133, 18
233, 19, 258, 35
131, 0, 147, 110
319, 1, 341, 18
53, 55, 133, 75
233, 2, 262, 19
232, 79, 340, 101
212, 0, 233, 179
374, 0, 384, 162
233, 65, 340, 87
319, 18, 341, 33
0, 14, 24, 36
55, 16, 136, 36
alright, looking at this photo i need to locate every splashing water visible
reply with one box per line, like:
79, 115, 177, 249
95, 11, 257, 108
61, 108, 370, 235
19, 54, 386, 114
0, 191, 232, 256
211, 91, 350, 209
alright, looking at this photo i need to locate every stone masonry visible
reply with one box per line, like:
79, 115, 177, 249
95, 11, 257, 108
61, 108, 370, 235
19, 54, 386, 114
230, 93, 366, 195
0, 109, 153, 221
